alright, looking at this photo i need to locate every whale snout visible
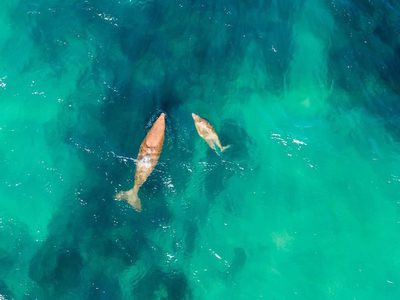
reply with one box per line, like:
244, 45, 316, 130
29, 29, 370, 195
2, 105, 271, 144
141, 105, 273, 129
153, 113, 166, 129
157, 112, 166, 122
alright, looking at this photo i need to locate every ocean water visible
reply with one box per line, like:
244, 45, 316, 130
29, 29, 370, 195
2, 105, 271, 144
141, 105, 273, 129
1, 0, 400, 299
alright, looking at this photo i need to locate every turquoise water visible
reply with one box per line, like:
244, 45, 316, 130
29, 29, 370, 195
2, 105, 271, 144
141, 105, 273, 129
1, 0, 400, 298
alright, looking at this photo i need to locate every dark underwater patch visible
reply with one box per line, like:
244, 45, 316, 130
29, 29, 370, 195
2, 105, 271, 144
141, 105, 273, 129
133, 268, 191, 300
27, 178, 168, 298
327, 0, 400, 136
225, 247, 247, 280
29, 244, 83, 294
183, 221, 198, 256
83, 273, 122, 300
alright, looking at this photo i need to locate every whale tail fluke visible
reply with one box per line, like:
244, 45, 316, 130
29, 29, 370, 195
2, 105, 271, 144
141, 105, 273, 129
115, 188, 142, 212
221, 145, 231, 152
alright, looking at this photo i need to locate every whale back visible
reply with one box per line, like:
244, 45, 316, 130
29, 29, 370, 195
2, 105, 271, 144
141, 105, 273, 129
145, 114, 165, 148
195, 116, 216, 139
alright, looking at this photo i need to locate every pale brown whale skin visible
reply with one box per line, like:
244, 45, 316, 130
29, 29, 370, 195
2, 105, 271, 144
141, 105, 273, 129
115, 113, 166, 212
192, 113, 230, 154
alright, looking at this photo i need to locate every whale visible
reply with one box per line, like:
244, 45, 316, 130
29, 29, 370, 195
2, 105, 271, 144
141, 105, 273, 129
192, 113, 230, 154
115, 113, 166, 212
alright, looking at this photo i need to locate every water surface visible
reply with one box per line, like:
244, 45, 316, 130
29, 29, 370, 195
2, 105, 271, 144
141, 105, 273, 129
1, 0, 400, 299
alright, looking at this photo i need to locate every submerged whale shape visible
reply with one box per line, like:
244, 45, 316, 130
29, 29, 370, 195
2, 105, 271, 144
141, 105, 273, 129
115, 113, 166, 212
192, 113, 230, 154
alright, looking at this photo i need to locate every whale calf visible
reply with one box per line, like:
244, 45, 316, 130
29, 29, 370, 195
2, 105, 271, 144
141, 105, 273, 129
115, 113, 166, 212
192, 113, 230, 154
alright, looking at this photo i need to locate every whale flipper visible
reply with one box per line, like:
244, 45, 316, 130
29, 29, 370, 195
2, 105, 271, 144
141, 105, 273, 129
221, 145, 231, 152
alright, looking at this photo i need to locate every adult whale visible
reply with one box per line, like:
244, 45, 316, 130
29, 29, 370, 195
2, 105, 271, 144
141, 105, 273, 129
116, 113, 166, 212
192, 113, 230, 154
